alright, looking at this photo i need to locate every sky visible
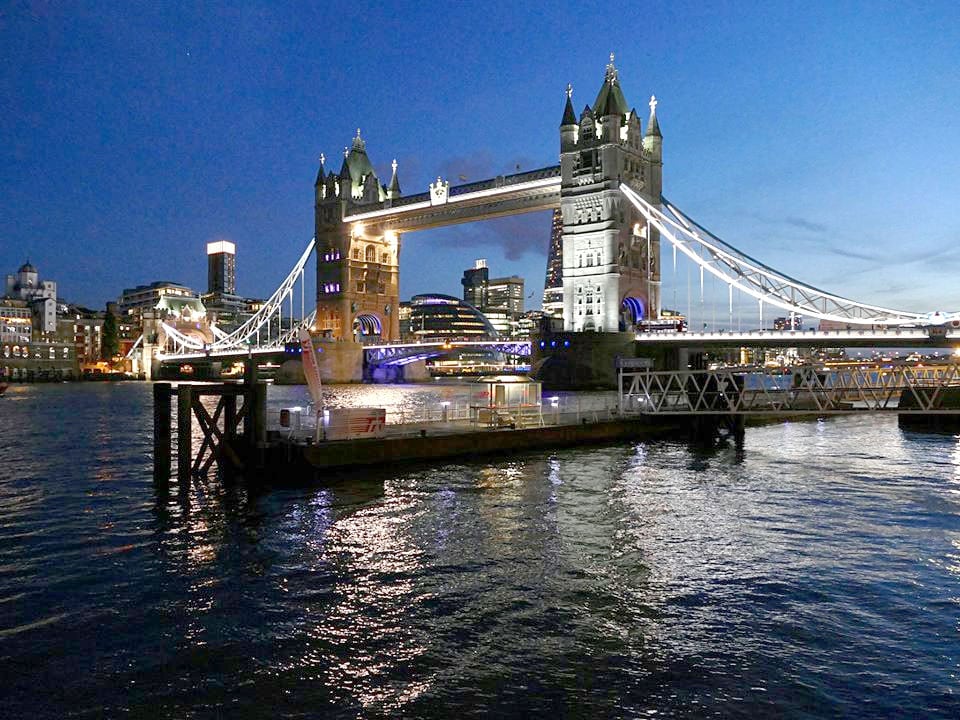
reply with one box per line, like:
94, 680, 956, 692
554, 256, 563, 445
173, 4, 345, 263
3, 0, 960, 318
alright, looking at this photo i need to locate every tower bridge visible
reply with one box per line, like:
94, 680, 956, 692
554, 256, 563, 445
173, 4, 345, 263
313, 53, 663, 344
150, 55, 954, 385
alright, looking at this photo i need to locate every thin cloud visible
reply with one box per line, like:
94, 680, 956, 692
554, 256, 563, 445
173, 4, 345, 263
439, 211, 552, 261
782, 217, 828, 234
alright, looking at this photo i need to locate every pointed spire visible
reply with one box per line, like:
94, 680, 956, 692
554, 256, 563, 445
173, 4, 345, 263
646, 95, 662, 137
593, 53, 629, 118
560, 83, 577, 127
314, 152, 326, 186
352, 127, 366, 152
605, 52, 618, 85
388, 158, 401, 197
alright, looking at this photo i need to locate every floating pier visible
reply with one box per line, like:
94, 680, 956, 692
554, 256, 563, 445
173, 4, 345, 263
152, 369, 689, 486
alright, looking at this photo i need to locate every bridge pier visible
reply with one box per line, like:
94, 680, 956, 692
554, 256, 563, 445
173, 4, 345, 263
533, 331, 639, 390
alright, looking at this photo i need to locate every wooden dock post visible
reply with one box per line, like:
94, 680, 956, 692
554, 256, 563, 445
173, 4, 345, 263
177, 384, 193, 486
153, 382, 171, 486
254, 381, 267, 445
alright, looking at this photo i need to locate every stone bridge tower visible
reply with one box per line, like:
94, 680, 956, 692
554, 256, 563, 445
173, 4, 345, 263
560, 54, 663, 332
313, 130, 402, 342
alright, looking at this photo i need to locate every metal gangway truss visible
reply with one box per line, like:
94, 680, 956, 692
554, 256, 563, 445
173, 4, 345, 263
619, 364, 960, 416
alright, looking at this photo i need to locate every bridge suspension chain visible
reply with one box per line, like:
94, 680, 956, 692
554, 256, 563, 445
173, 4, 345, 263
619, 184, 925, 326
209, 238, 316, 351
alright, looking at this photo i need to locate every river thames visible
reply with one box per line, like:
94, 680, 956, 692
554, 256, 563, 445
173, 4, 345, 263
1, 382, 959, 718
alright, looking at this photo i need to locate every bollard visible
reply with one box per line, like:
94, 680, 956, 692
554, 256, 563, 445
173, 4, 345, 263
153, 382, 171, 486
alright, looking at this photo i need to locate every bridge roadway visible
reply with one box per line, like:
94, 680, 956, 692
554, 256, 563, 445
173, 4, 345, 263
159, 329, 956, 367
634, 328, 960, 348
156, 339, 533, 368
363, 340, 532, 366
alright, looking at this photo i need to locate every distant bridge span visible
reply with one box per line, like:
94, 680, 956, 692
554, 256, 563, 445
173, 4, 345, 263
634, 329, 960, 348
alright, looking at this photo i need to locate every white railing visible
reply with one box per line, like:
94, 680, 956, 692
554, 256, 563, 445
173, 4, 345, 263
265, 394, 623, 440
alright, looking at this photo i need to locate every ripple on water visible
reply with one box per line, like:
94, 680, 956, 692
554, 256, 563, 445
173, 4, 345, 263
1, 385, 960, 717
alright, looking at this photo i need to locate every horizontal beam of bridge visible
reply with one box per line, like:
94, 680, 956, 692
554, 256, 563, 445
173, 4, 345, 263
634, 329, 960, 347
343, 166, 560, 232
157, 346, 289, 363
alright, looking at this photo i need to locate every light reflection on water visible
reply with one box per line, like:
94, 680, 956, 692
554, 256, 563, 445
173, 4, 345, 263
0, 382, 959, 717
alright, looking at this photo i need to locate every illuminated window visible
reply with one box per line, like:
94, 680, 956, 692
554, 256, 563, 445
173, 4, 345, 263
365, 245, 376, 262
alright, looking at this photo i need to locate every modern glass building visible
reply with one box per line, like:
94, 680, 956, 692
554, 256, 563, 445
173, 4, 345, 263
403, 294, 497, 341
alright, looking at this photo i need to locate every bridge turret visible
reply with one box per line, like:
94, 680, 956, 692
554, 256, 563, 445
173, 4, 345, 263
642, 95, 662, 155
386, 159, 401, 200
594, 53, 629, 144
642, 95, 663, 198
626, 108, 642, 150
560, 84, 578, 152
559, 55, 662, 333
314, 153, 326, 202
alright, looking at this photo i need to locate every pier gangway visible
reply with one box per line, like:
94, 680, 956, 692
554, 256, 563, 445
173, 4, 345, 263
618, 363, 960, 416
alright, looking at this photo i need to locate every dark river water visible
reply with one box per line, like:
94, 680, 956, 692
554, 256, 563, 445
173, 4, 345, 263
1, 382, 959, 718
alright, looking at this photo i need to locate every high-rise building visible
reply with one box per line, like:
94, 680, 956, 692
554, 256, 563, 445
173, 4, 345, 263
542, 208, 564, 317
487, 275, 524, 316
461, 259, 489, 309
207, 240, 236, 295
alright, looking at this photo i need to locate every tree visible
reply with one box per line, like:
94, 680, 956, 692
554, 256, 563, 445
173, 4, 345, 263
101, 308, 119, 361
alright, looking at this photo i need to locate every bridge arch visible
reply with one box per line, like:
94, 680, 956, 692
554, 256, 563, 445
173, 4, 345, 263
620, 296, 646, 331
352, 313, 383, 342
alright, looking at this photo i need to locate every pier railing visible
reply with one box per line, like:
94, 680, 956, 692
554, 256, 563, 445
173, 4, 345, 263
268, 393, 622, 440
619, 364, 960, 416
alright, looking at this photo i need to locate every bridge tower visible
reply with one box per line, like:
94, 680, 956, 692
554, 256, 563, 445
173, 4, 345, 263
560, 54, 662, 332
313, 131, 401, 342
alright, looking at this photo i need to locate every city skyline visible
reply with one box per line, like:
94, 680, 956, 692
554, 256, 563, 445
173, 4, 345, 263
4, 2, 960, 313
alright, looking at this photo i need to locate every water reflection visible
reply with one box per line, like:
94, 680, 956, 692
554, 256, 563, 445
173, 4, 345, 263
3, 384, 960, 717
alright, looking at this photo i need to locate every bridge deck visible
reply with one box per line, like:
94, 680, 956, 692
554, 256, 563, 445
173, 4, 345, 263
634, 329, 959, 347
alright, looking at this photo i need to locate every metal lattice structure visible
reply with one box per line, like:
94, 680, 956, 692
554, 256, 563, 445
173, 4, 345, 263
157, 238, 316, 358
619, 184, 927, 326
364, 340, 531, 367
619, 365, 960, 416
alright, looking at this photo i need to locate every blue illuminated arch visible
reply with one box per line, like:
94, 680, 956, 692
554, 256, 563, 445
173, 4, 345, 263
622, 297, 646, 323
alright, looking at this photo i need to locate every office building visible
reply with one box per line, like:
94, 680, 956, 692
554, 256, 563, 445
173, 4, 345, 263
207, 240, 236, 295
461, 259, 489, 309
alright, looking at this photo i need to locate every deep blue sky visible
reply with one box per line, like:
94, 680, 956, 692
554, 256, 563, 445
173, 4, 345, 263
3, 1, 960, 315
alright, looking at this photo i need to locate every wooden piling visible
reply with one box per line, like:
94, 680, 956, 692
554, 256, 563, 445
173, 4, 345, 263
177, 384, 193, 486
153, 382, 171, 486
253, 381, 267, 445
